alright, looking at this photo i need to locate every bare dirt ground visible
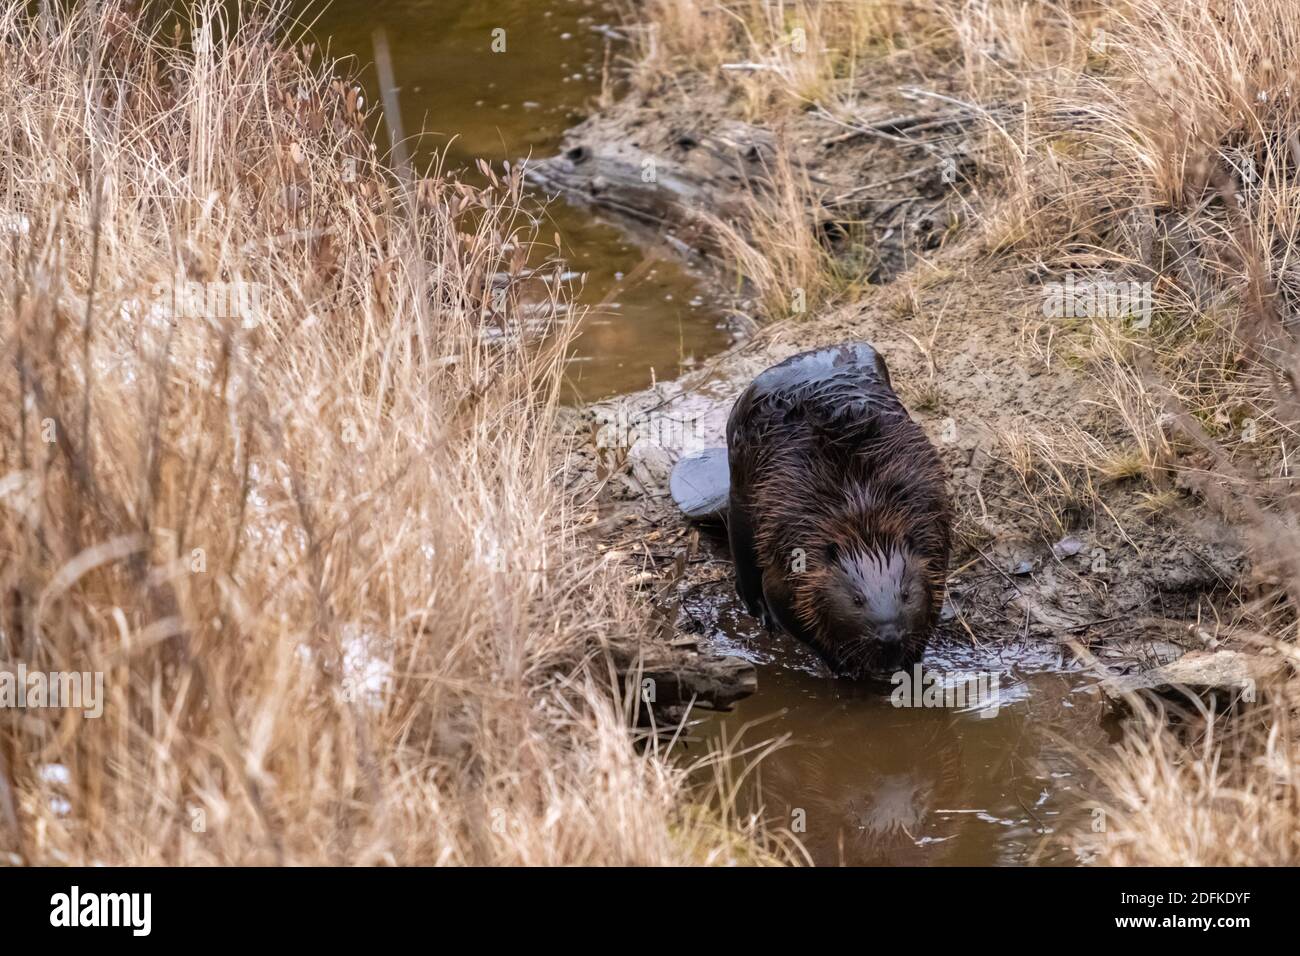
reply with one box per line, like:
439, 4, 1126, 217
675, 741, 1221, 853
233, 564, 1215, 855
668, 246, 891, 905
541, 71, 1248, 707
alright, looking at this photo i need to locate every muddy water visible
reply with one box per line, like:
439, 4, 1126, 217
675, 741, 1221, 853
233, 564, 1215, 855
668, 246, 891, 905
311, 0, 1113, 864
311, 0, 732, 401
679, 576, 1114, 865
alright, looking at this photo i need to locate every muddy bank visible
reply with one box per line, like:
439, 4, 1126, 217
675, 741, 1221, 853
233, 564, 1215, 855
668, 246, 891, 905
541, 78, 1250, 714
528, 81, 965, 286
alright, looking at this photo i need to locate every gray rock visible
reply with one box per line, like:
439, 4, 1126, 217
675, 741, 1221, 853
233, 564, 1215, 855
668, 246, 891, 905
1052, 535, 1085, 560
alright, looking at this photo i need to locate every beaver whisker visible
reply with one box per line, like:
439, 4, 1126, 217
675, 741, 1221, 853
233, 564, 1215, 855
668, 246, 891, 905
839, 638, 874, 666
836, 640, 881, 676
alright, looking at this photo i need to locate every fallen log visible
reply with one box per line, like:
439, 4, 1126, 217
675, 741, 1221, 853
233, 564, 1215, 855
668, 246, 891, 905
525, 119, 781, 253
629, 651, 758, 712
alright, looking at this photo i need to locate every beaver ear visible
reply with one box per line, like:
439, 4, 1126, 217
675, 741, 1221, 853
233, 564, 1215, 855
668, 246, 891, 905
823, 541, 839, 564
873, 349, 892, 388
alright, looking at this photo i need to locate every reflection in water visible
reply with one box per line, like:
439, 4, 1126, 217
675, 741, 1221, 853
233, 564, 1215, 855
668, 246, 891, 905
680, 574, 1112, 866
310, 0, 734, 401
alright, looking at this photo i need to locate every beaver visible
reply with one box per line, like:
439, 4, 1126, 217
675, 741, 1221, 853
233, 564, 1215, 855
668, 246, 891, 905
723, 342, 951, 678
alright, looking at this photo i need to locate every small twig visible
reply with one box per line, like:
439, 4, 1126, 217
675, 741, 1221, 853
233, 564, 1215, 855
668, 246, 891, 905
812, 105, 930, 149
825, 167, 929, 207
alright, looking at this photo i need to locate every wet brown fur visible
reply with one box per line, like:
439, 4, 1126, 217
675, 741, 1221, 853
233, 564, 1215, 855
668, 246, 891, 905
726, 344, 952, 675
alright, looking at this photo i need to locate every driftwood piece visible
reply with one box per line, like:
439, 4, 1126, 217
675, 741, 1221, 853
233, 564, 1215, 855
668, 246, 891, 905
527, 143, 711, 231
525, 118, 781, 250
631, 651, 758, 711
1098, 649, 1290, 716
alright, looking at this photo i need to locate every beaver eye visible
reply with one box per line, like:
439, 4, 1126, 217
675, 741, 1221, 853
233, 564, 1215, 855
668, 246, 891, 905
852, 595, 865, 608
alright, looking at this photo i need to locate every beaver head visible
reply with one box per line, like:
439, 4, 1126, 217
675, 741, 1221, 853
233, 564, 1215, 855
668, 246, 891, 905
797, 533, 945, 679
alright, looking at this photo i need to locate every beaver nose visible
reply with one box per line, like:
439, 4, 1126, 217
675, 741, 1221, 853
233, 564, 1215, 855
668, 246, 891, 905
876, 624, 903, 646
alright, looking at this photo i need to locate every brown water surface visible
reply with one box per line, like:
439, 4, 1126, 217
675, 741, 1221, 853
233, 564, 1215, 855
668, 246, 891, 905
312, 0, 733, 401
678, 577, 1112, 865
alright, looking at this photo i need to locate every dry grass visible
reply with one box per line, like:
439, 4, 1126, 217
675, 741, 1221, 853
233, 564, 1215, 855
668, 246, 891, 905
1078, 639, 1300, 866
917, 0, 1300, 867
981, 0, 1300, 868
700, 127, 836, 320
942, 0, 1300, 867
635, 0, 1300, 865
0, 0, 779, 866
631, 0, 916, 117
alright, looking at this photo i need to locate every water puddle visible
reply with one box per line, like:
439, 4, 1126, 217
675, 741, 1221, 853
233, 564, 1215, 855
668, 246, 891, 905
676, 570, 1115, 865
311, 0, 734, 401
